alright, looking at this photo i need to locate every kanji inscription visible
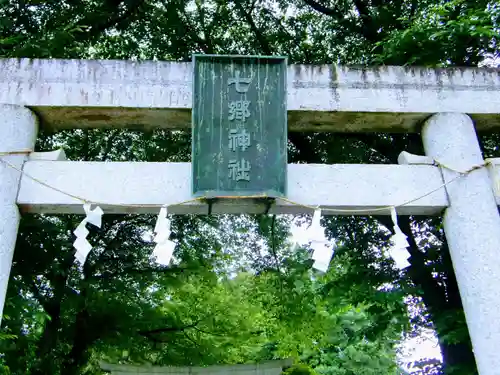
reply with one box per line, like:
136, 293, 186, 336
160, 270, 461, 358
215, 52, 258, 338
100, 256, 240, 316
192, 54, 287, 198
228, 129, 251, 152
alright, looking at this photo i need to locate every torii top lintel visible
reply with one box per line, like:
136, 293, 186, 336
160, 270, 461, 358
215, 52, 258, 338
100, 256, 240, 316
1, 58, 499, 132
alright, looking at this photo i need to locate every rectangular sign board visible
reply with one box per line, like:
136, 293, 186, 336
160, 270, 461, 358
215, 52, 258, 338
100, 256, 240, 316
192, 54, 287, 198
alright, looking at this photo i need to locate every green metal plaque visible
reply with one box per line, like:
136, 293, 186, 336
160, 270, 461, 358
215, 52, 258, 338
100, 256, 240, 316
192, 54, 287, 198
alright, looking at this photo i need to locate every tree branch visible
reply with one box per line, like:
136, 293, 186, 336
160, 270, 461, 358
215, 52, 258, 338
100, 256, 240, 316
100, 129, 120, 161
194, 0, 215, 53
302, 0, 338, 16
138, 320, 202, 342
183, 331, 200, 347
179, 7, 214, 54
352, 0, 379, 42
192, 326, 228, 337
77, 0, 145, 41
345, 133, 423, 164
28, 279, 52, 316
234, 0, 272, 55
139, 322, 199, 336
288, 133, 323, 163
398, 216, 447, 310
93, 265, 191, 281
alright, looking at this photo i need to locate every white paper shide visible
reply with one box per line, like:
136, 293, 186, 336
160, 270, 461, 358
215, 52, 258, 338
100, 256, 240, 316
152, 207, 176, 266
73, 203, 104, 264
389, 207, 411, 269
306, 209, 334, 273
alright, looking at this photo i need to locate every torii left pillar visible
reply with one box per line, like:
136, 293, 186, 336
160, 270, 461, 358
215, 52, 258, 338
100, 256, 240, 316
0, 105, 38, 326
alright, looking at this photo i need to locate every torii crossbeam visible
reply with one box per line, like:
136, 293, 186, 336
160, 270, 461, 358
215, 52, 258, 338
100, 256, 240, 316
1, 58, 500, 375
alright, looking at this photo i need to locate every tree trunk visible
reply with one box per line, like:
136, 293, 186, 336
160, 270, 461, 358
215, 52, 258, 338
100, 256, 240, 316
61, 309, 92, 375
440, 339, 477, 375
30, 311, 62, 375
433, 241, 477, 375
400, 217, 477, 374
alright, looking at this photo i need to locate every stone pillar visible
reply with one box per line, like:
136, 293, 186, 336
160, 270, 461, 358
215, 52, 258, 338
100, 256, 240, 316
0, 105, 38, 326
422, 112, 500, 375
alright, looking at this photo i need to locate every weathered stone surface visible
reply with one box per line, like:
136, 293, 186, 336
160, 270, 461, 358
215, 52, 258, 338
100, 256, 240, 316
17, 161, 449, 215
422, 113, 500, 375
0, 105, 38, 327
1, 58, 499, 132
100, 360, 293, 375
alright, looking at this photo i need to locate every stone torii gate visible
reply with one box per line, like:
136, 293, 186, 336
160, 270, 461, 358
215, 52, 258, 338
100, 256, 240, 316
99, 358, 293, 375
1, 58, 500, 374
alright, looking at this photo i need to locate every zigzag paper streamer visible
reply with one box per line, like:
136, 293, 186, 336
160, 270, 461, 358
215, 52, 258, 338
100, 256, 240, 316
389, 207, 411, 269
311, 242, 334, 273
307, 209, 334, 272
152, 207, 176, 266
73, 203, 103, 264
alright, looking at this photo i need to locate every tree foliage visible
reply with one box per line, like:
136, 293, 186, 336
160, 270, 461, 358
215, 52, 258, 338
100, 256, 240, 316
1, 0, 499, 375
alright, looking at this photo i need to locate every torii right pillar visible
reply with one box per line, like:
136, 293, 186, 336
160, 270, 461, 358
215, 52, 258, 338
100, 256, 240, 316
422, 112, 500, 375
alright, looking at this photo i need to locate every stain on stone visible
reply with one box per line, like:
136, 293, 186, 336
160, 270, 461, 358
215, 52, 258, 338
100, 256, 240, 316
79, 114, 112, 121
344, 65, 365, 71
433, 68, 444, 90
329, 65, 340, 103
403, 66, 415, 76
344, 65, 370, 82
445, 69, 454, 84
330, 64, 338, 83
80, 89, 89, 104
293, 65, 302, 79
